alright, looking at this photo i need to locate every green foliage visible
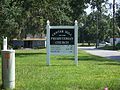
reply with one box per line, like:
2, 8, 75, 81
0, 0, 22, 39
0, 0, 91, 41
13, 45, 21, 49
99, 44, 120, 50
82, 0, 112, 44
0, 0, 115, 44
79, 11, 112, 44
98, 45, 114, 50
116, 43, 120, 50
115, 9, 120, 37
78, 0, 112, 44
116, 9, 120, 28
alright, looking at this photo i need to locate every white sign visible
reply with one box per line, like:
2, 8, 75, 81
46, 20, 78, 65
50, 45, 74, 54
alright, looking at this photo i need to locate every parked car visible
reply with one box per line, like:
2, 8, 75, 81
98, 41, 111, 48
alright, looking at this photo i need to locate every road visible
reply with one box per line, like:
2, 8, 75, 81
79, 47, 120, 61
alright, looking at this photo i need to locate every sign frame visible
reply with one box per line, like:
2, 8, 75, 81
46, 20, 78, 66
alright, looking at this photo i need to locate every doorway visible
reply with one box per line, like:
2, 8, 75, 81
24, 41, 32, 48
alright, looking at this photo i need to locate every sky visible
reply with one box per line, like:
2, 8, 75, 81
85, 0, 120, 15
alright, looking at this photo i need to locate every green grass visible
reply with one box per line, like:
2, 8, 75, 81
0, 49, 120, 90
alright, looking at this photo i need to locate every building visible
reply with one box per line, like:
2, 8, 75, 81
110, 38, 120, 45
13, 34, 46, 49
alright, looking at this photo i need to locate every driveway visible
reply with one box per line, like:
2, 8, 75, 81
78, 47, 120, 61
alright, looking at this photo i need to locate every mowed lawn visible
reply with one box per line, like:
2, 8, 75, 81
0, 49, 120, 90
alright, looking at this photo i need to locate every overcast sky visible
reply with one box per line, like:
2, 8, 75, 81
109, 0, 120, 3
85, 0, 120, 15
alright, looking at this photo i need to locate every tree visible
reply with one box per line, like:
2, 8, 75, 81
116, 9, 120, 28
0, 0, 22, 46
0, 0, 91, 39
2, 0, 111, 48
79, 10, 113, 45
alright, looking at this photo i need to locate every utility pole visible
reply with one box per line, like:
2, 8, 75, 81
96, 11, 99, 48
113, 0, 115, 50
96, 0, 102, 48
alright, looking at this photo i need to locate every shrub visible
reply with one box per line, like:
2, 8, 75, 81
116, 43, 120, 49
13, 46, 21, 49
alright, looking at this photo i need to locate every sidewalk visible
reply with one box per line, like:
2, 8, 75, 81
78, 47, 120, 61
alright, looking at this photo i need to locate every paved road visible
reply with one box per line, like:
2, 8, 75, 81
79, 47, 120, 61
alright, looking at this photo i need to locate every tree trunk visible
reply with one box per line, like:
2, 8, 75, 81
88, 41, 90, 46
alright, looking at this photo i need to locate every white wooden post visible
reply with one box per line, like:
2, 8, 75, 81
3, 37, 7, 50
74, 20, 78, 65
46, 20, 50, 65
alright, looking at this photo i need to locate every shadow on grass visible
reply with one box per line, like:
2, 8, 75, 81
56, 55, 117, 63
48, 64, 76, 67
17, 64, 46, 67
17, 63, 75, 67
54, 55, 111, 62
108, 56, 120, 61
57, 57, 74, 60
79, 56, 106, 61
98, 62, 120, 66
78, 55, 120, 62
16, 52, 46, 57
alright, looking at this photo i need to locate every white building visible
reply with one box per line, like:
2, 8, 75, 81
110, 38, 120, 45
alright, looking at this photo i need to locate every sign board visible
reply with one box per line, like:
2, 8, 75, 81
50, 29, 74, 54
46, 20, 78, 65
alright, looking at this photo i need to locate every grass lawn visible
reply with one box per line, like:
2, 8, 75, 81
0, 49, 120, 90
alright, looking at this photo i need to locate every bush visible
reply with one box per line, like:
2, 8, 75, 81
116, 43, 120, 49
99, 45, 113, 50
33, 46, 45, 49
13, 46, 21, 49
99, 44, 120, 50
0, 45, 1, 50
